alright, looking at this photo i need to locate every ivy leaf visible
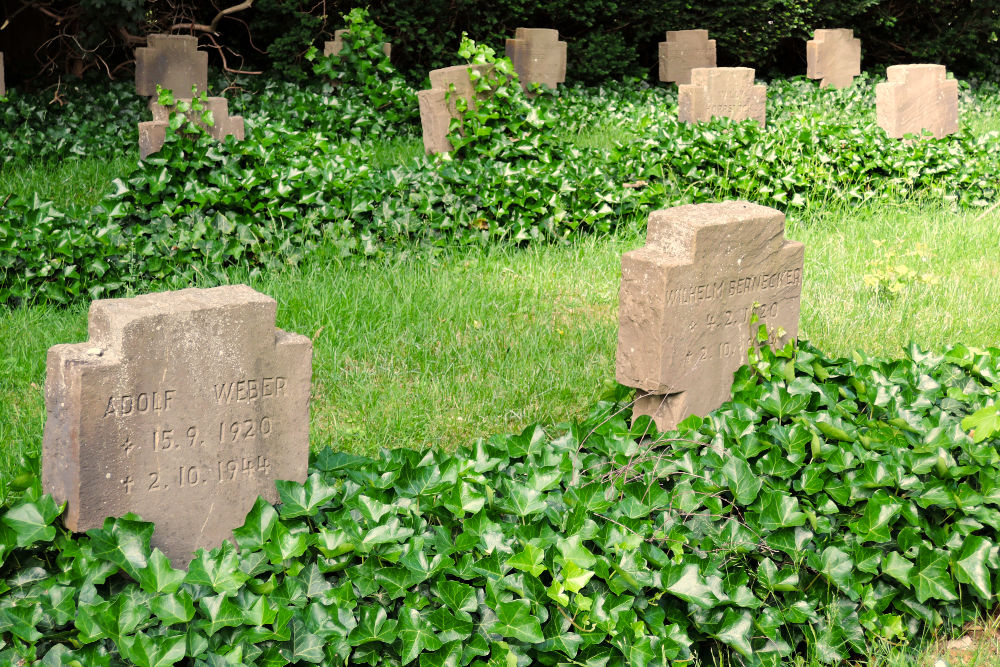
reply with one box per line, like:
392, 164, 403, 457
962, 403, 1000, 443
882, 552, 915, 587
120, 630, 186, 667
398, 607, 443, 664
276, 474, 337, 518
953, 535, 992, 598
914, 547, 958, 603
348, 606, 398, 646
233, 496, 278, 551
86, 515, 154, 580
137, 548, 186, 593
2, 495, 61, 547
721, 456, 762, 505
556, 535, 596, 569
490, 599, 544, 643
150, 590, 196, 626
506, 544, 546, 578
185, 541, 249, 595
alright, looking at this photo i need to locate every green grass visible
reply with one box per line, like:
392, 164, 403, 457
0, 156, 134, 210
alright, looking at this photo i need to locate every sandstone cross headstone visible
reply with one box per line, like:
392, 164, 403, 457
42, 285, 312, 566
325, 29, 391, 60
505, 28, 566, 90
875, 64, 958, 139
659, 30, 716, 86
0, 52, 5, 97
616, 202, 803, 431
678, 67, 766, 125
417, 63, 493, 154
806, 29, 861, 89
135, 34, 208, 98
138, 97, 245, 159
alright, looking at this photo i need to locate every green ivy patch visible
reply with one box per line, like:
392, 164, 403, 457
2, 337, 1000, 664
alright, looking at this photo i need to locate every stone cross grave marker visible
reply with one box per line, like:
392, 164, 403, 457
616, 202, 803, 431
659, 30, 716, 86
505, 28, 566, 90
876, 64, 958, 139
678, 67, 766, 125
417, 64, 493, 154
43, 285, 312, 566
325, 29, 391, 60
806, 29, 861, 89
139, 97, 245, 159
135, 34, 208, 98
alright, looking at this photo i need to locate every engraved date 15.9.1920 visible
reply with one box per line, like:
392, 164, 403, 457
151, 416, 272, 452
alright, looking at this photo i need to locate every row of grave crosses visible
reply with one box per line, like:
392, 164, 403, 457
51, 26, 955, 158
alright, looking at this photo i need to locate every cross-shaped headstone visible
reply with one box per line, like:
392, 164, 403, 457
875, 64, 958, 139
678, 67, 766, 125
504, 28, 566, 91
138, 97, 245, 159
659, 30, 716, 86
616, 202, 804, 431
806, 29, 861, 89
416, 64, 493, 154
135, 34, 208, 98
43, 285, 312, 566
324, 29, 391, 60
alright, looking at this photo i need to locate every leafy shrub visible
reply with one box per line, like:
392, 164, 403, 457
3, 336, 1000, 663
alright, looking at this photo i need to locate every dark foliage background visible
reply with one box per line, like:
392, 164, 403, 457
1, 0, 998, 89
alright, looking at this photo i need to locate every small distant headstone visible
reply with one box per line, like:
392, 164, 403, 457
616, 202, 804, 431
659, 30, 716, 86
138, 97, 245, 159
806, 29, 861, 89
505, 28, 566, 90
417, 64, 493, 154
0, 52, 5, 97
324, 29, 391, 59
678, 67, 766, 125
135, 34, 208, 98
42, 285, 312, 566
875, 64, 958, 139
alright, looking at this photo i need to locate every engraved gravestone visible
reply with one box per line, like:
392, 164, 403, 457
617, 202, 803, 430
417, 63, 493, 154
659, 30, 716, 86
505, 28, 566, 90
875, 64, 958, 139
135, 34, 208, 98
42, 285, 312, 566
325, 29, 391, 60
806, 29, 861, 89
678, 67, 766, 125
139, 97, 245, 159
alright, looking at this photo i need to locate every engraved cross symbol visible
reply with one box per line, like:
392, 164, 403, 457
121, 437, 135, 455
121, 476, 134, 493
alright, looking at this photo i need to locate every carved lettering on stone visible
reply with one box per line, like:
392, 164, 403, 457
659, 30, 716, 86
43, 285, 312, 566
678, 67, 766, 126
616, 202, 803, 431
875, 64, 958, 139
806, 29, 861, 89
505, 28, 566, 90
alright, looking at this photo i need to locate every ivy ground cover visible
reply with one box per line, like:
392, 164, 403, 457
3, 338, 1000, 664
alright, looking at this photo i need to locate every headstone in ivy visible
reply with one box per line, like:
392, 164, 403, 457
616, 202, 804, 431
417, 63, 493, 154
658, 30, 716, 86
806, 29, 861, 89
138, 96, 245, 159
678, 67, 766, 125
42, 285, 312, 566
135, 34, 208, 98
324, 29, 391, 59
504, 28, 566, 90
875, 64, 958, 139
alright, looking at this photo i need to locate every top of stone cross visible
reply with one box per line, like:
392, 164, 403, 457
135, 34, 208, 98
806, 28, 861, 89
875, 64, 958, 139
659, 30, 716, 85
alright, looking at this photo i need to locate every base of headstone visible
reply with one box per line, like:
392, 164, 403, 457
138, 97, 245, 159
418, 64, 494, 155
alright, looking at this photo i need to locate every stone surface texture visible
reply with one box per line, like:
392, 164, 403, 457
324, 29, 391, 59
658, 30, 716, 85
417, 64, 493, 154
135, 34, 208, 98
875, 64, 958, 139
678, 67, 766, 125
138, 97, 245, 159
806, 29, 861, 89
42, 285, 312, 566
505, 28, 566, 90
616, 202, 804, 431
0, 52, 5, 97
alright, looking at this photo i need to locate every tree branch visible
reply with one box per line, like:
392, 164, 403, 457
170, 0, 254, 34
